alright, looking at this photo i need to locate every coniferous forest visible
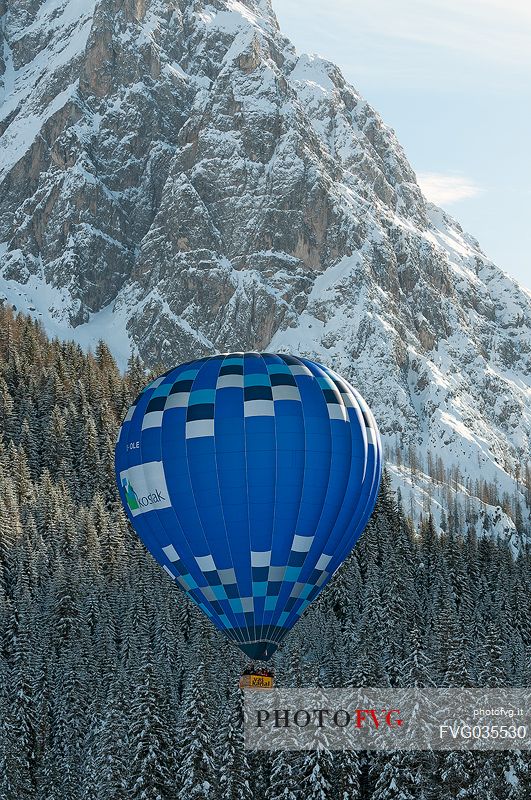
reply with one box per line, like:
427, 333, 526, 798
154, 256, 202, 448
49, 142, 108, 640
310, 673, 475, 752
0, 306, 530, 799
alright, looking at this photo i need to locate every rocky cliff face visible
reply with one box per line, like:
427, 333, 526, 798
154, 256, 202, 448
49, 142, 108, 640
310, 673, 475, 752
1, 0, 530, 540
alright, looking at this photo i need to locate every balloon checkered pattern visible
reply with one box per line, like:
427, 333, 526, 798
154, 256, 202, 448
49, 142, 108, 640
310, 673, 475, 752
115, 352, 382, 660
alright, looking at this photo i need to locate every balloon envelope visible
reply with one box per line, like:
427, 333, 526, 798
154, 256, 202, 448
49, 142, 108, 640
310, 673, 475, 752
115, 353, 382, 659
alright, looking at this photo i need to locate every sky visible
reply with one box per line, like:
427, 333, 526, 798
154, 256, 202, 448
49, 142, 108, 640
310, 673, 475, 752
272, 0, 531, 291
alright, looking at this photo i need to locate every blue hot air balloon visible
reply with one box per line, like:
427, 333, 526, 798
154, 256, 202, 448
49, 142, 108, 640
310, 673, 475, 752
115, 353, 382, 660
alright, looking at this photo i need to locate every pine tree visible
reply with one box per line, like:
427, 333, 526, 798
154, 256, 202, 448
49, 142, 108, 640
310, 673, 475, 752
334, 750, 361, 799
0, 653, 19, 800
266, 750, 299, 800
506, 750, 531, 799
370, 752, 419, 800
345, 560, 389, 687
178, 663, 217, 800
402, 621, 434, 687
298, 748, 334, 800
218, 692, 251, 800
42, 651, 89, 800
78, 417, 101, 503
477, 618, 507, 687
83, 673, 129, 800
3, 598, 37, 799
472, 753, 508, 800
439, 751, 476, 800
128, 659, 177, 800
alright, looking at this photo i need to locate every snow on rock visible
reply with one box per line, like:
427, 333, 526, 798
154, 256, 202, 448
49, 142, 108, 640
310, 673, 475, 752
0, 0, 529, 542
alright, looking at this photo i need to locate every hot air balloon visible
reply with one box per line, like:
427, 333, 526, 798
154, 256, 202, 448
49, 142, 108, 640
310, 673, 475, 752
115, 353, 382, 662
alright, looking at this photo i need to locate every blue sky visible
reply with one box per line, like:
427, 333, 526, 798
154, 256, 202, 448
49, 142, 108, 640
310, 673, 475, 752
273, 0, 531, 290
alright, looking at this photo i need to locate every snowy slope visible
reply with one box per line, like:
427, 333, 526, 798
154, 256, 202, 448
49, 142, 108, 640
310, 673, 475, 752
0, 0, 530, 541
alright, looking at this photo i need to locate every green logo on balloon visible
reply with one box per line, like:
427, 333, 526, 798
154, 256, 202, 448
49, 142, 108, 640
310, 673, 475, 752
122, 477, 140, 511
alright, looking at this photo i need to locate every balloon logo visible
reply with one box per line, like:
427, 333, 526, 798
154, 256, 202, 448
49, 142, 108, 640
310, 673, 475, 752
115, 353, 382, 660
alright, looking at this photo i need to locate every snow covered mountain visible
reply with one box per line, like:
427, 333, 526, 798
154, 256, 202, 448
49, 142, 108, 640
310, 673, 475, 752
1, 0, 530, 541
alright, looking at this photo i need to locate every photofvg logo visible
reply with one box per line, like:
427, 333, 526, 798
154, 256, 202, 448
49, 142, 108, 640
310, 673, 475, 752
119, 462, 171, 517
244, 689, 531, 751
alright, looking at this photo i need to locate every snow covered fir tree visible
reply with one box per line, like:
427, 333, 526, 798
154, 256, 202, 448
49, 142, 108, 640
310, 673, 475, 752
0, 306, 529, 797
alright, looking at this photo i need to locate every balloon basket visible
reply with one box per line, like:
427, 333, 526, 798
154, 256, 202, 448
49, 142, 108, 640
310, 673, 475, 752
239, 667, 275, 690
